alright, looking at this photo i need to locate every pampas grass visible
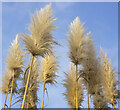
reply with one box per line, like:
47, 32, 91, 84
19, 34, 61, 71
63, 63, 84, 109
6, 35, 24, 70
67, 17, 86, 110
21, 3, 58, 109
13, 57, 39, 108
24, 57, 39, 108
1, 35, 23, 109
2, 70, 17, 109
93, 85, 108, 109
81, 32, 105, 109
82, 32, 102, 94
67, 17, 86, 65
39, 54, 58, 84
22, 3, 57, 57
2, 3, 119, 109
3, 35, 24, 109
39, 54, 58, 110
100, 48, 118, 110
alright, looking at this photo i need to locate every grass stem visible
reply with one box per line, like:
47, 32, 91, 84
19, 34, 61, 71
8, 71, 15, 110
76, 64, 78, 110
4, 92, 8, 110
87, 75, 90, 110
113, 101, 116, 110
21, 56, 34, 110
42, 81, 46, 110
27, 90, 29, 109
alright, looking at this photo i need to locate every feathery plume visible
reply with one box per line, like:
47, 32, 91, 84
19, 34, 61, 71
39, 54, 58, 84
22, 3, 57, 56
67, 17, 86, 110
67, 17, 86, 65
1, 35, 23, 109
93, 85, 109, 109
1, 70, 18, 94
100, 48, 118, 108
82, 32, 102, 95
63, 63, 84, 109
21, 4, 58, 109
81, 33, 107, 109
39, 54, 58, 110
6, 35, 24, 70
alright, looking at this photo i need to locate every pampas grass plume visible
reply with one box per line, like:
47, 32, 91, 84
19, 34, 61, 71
6, 35, 24, 71
67, 17, 86, 65
63, 63, 84, 109
100, 48, 118, 106
22, 3, 57, 56
2, 35, 24, 94
39, 54, 58, 84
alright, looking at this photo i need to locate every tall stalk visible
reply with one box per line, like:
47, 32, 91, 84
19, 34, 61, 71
21, 56, 34, 110
112, 100, 116, 110
8, 71, 15, 110
87, 75, 90, 110
75, 64, 78, 110
87, 93, 90, 110
4, 93, 8, 110
42, 81, 46, 110
27, 90, 29, 109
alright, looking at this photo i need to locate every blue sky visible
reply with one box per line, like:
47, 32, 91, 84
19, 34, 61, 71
1, 2, 118, 109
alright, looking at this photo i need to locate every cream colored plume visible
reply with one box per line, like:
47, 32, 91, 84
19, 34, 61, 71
82, 32, 102, 95
63, 63, 84, 108
6, 35, 24, 70
1, 35, 23, 94
22, 3, 57, 56
80, 33, 109, 108
1, 70, 17, 94
100, 48, 118, 105
67, 17, 86, 65
39, 54, 58, 84
93, 85, 108, 109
